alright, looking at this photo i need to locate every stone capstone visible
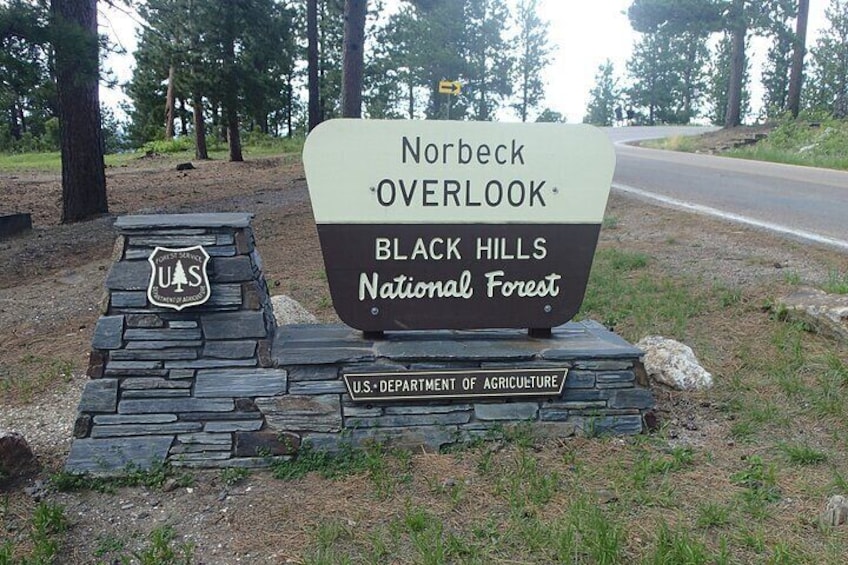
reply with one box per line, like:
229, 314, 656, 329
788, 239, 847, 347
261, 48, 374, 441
635, 336, 713, 391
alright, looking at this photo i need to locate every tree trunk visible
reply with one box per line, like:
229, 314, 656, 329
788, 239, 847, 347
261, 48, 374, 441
724, 0, 746, 128
307, 0, 320, 130
165, 63, 176, 139
786, 0, 809, 118
408, 79, 415, 119
51, 0, 107, 223
341, 0, 367, 118
222, 5, 242, 162
227, 112, 242, 162
193, 94, 208, 160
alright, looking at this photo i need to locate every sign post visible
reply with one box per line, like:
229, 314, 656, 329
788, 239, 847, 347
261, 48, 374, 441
303, 119, 615, 334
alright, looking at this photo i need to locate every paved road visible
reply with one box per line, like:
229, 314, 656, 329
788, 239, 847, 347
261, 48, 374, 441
605, 126, 848, 251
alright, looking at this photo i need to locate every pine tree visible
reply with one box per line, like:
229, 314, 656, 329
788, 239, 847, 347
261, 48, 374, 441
52, 0, 107, 223
807, 0, 848, 117
510, 0, 552, 122
584, 60, 619, 126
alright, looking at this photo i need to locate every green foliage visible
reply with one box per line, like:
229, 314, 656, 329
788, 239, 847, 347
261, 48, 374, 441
0, 502, 68, 565
643, 521, 713, 564
51, 460, 192, 493
726, 118, 848, 170
220, 467, 250, 486
731, 456, 782, 507
133, 525, 194, 565
510, 0, 552, 122
823, 268, 848, 294
272, 441, 382, 481
780, 443, 828, 465
584, 60, 620, 126
806, 0, 848, 118
2, 355, 74, 404
141, 137, 194, 155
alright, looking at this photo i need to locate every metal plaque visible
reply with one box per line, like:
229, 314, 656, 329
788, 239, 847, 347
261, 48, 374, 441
343, 367, 568, 402
147, 245, 211, 311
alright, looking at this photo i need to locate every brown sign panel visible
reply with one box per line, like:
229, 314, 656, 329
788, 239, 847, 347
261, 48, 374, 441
344, 367, 568, 402
147, 246, 211, 310
319, 223, 599, 331
303, 120, 615, 332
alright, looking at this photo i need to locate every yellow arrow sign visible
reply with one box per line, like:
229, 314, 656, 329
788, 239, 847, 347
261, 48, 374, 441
438, 80, 461, 95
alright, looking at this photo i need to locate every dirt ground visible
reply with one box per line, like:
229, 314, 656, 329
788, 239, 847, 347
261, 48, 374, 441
1, 138, 846, 562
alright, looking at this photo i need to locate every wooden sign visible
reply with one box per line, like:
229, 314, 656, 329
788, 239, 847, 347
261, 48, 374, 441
303, 119, 615, 332
344, 367, 568, 402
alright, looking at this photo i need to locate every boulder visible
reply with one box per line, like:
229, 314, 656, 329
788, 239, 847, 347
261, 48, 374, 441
635, 336, 713, 391
822, 495, 848, 527
271, 294, 318, 325
778, 287, 848, 343
0, 431, 37, 481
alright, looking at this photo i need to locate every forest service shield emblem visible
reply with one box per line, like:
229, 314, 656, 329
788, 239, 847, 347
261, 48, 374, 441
147, 245, 211, 310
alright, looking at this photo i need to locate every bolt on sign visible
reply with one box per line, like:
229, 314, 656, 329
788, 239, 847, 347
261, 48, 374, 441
147, 246, 211, 310
303, 119, 615, 332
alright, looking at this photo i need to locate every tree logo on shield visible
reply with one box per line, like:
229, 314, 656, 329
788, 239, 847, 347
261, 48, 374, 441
147, 246, 211, 311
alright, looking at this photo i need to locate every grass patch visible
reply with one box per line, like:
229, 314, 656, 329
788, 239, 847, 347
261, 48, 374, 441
724, 118, 848, 171
0, 502, 68, 564
51, 460, 193, 493
0, 135, 305, 173
133, 525, 194, 565
1, 355, 75, 404
641, 135, 700, 152
822, 269, 848, 294
580, 247, 705, 339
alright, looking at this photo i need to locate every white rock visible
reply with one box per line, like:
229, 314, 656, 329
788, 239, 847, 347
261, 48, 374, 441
270, 295, 318, 326
823, 495, 848, 527
635, 336, 713, 391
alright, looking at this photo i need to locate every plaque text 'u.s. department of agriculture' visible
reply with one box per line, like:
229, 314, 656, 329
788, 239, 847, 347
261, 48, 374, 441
343, 367, 568, 402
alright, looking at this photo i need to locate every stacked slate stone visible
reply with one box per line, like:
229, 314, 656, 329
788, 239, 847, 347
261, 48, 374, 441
66, 213, 654, 473
270, 321, 653, 452
67, 214, 293, 473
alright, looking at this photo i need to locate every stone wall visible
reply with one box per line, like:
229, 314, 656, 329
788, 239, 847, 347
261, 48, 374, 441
270, 321, 652, 452
67, 213, 653, 474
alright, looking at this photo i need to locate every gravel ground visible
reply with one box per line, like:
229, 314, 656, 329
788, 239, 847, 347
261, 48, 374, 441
1, 151, 846, 562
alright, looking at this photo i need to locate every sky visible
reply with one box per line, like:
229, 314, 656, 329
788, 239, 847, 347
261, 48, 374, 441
99, 0, 833, 125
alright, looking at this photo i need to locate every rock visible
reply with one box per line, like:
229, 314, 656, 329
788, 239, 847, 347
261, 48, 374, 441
778, 287, 848, 342
822, 495, 848, 526
0, 431, 37, 480
271, 295, 318, 325
635, 336, 713, 391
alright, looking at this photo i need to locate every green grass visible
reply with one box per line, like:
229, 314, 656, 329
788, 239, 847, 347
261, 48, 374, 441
725, 118, 848, 171
0, 502, 68, 565
822, 269, 848, 294
0, 135, 305, 173
2, 355, 75, 404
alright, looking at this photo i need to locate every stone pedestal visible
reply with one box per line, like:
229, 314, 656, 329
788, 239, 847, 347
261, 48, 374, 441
270, 321, 651, 452
67, 214, 289, 473
67, 213, 653, 474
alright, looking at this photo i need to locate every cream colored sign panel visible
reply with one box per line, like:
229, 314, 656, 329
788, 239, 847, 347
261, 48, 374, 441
303, 119, 615, 225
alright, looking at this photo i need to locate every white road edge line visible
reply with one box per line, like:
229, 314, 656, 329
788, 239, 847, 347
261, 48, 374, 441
611, 182, 848, 252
